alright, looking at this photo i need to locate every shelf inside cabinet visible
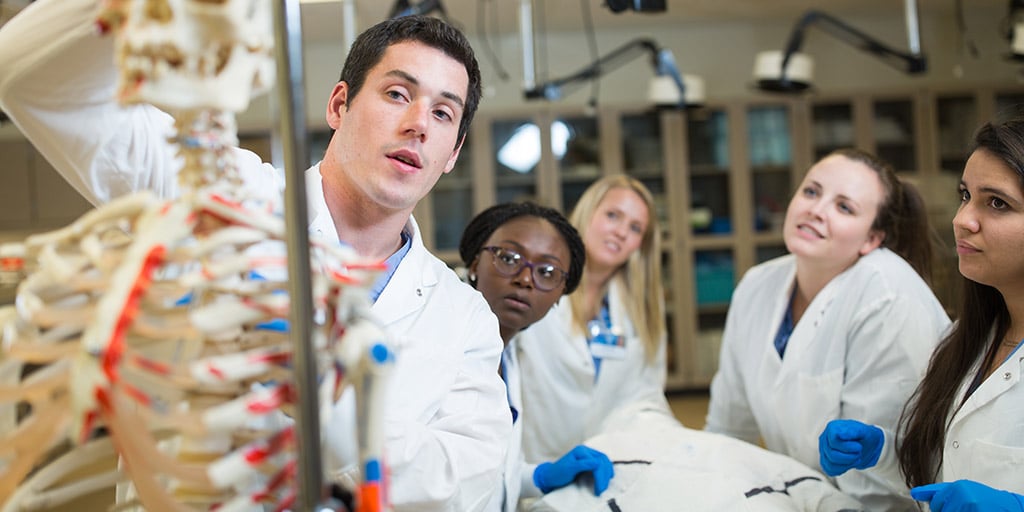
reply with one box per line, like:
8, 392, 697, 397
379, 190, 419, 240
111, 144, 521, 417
691, 235, 735, 250
560, 172, 602, 183
752, 232, 784, 244
627, 163, 665, 179
495, 174, 537, 186
696, 302, 730, 314
690, 164, 730, 176
750, 164, 792, 174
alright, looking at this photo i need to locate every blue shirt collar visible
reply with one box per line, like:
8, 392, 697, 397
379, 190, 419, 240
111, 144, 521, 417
368, 230, 412, 303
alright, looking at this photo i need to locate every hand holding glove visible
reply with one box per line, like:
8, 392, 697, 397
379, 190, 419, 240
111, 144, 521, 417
817, 419, 884, 476
911, 480, 1024, 512
533, 445, 614, 495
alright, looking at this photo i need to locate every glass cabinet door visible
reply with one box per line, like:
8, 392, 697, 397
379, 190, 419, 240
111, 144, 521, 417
556, 115, 602, 214
748, 105, 792, 234
873, 99, 916, 171
493, 118, 541, 204
996, 92, 1024, 121
811, 102, 854, 161
756, 244, 788, 264
694, 248, 733, 380
936, 95, 977, 175
621, 111, 668, 232
430, 135, 474, 251
688, 108, 731, 235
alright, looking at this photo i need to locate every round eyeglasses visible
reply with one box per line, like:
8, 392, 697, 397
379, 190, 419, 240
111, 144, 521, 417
480, 246, 568, 292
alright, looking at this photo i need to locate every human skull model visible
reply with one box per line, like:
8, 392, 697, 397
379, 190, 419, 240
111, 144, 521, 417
109, 0, 275, 112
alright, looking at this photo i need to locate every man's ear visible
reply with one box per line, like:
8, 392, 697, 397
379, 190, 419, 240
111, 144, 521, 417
443, 135, 466, 174
326, 81, 349, 130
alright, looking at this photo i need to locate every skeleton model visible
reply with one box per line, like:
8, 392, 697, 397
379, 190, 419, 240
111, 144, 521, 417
0, 1, 392, 510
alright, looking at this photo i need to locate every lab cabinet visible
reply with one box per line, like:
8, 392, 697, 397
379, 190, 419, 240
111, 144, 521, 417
676, 98, 807, 385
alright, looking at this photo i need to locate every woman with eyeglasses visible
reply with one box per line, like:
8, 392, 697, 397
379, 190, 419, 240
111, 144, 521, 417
514, 175, 674, 467
459, 201, 614, 512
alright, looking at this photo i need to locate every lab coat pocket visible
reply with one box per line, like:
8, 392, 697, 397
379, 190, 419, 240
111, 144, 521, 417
387, 335, 459, 424
786, 368, 843, 468
966, 438, 1024, 492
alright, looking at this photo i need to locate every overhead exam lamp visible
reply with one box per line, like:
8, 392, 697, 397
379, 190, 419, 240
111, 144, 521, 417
518, 0, 702, 108
754, 0, 926, 93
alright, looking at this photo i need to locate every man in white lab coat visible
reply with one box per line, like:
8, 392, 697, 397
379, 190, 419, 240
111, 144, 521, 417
0, 1, 510, 510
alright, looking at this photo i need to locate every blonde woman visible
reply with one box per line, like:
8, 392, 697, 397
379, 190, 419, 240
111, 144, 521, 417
516, 175, 671, 464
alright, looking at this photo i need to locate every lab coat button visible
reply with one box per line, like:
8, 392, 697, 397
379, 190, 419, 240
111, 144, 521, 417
1005, 372, 1012, 380
416, 288, 422, 297
952, 441, 959, 449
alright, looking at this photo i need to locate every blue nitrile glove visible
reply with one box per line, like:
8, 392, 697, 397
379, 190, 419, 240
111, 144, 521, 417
911, 480, 1024, 512
533, 445, 614, 495
817, 419, 884, 476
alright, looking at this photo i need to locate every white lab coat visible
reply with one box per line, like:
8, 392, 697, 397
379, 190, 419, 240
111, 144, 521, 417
870, 328, 1024, 498
705, 249, 950, 511
940, 333, 1024, 493
485, 338, 543, 512
515, 279, 671, 464
0, 1, 511, 510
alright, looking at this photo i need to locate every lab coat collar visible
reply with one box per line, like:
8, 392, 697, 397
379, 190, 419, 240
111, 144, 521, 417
951, 329, 1024, 426
780, 257, 844, 365
304, 162, 435, 328
305, 163, 341, 246
370, 216, 436, 327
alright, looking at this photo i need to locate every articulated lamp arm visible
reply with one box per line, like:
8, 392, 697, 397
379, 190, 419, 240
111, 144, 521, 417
780, 10, 926, 77
524, 37, 688, 107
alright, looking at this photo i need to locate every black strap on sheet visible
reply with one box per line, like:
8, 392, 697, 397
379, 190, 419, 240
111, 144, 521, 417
744, 475, 823, 498
611, 459, 652, 465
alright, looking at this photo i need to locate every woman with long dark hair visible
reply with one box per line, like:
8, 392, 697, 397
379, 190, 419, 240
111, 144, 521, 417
819, 118, 1024, 510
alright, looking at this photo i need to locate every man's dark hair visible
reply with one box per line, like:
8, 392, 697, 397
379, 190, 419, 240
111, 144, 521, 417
339, 15, 482, 146
459, 202, 585, 295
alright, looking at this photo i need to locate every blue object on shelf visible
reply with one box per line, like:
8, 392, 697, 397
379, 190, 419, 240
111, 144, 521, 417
695, 265, 734, 305
708, 217, 732, 234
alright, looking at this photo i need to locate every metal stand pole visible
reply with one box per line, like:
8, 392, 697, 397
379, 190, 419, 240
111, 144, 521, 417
271, 0, 325, 509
